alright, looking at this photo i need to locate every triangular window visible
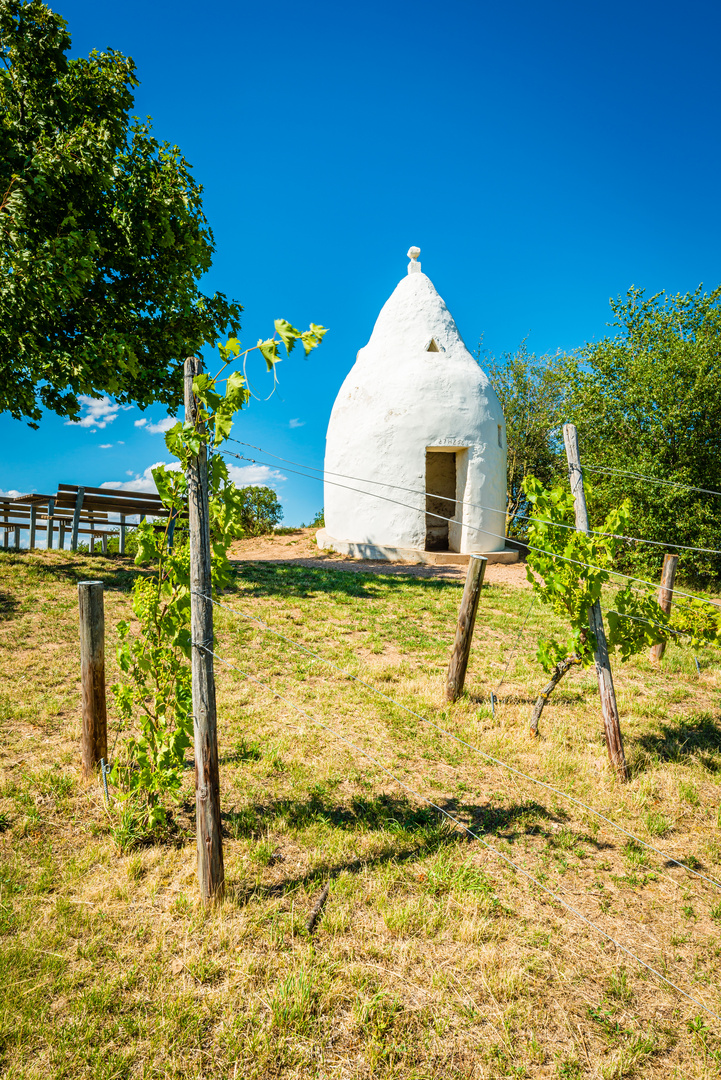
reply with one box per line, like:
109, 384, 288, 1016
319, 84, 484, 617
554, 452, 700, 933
426, 338, 441, 352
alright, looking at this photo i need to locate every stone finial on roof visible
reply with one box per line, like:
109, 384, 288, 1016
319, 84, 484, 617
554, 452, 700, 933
407, 246, 421, 274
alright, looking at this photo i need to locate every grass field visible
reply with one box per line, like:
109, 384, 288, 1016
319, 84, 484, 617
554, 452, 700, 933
1, 548, 721, 1079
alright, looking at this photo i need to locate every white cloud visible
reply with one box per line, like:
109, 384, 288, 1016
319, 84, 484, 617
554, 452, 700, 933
135, 416, 178, 435
68, 395, 128, 430
101, 461, 182, 494
99, 444, 112, 449
289, 418, 305, 429
102, 460, 285, 497
225, 463, 286, 489
0, 488, 25, 499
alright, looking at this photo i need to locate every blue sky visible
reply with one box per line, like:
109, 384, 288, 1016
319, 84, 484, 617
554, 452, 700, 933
2, 0, 721, 524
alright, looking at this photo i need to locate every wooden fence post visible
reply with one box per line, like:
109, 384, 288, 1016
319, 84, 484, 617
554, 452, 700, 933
29, 504, 37, 551
563, 424, 628, 781
119, 514, 126, 556
78, 580, 107, 776
185, 356, 225, 903
650, 553, 679, 663
445, 555, 487, 703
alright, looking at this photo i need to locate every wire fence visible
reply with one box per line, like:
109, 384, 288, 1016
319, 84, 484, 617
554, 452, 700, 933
200, 633, 721, 1023
200, 590, 721, 892
226, 437, 721, 558
584, 463, 721, 499
198, 435, 721, 1021
219, 446, 721, 619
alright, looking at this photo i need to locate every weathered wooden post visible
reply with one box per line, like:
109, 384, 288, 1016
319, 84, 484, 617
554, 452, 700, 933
563, 424, 628, 781
185, 356, 225, 903
29, 504, 37, 551
58, 520, 66, 550
119, 514, 126, 556
71, 488, 85, 552
78, 581, 108, 777
46, 497, 55, 550
445, 555, 487, 703
650, 553, 679, 664
13, 525, 20, 549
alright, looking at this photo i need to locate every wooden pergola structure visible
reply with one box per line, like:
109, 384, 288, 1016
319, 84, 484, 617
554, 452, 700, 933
1, 484, 174, 554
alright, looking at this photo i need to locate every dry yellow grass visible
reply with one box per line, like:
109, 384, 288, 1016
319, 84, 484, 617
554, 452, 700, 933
1, 548, 720, 1078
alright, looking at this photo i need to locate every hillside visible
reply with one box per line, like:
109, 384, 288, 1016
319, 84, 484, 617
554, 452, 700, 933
1, 548, 720, 1078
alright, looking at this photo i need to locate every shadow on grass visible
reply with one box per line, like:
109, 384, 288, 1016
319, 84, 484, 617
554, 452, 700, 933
229, 561, 463, 602
221, 790, 600, 904
0, 588, 20, 620
0, 550, 139, 592
633, 712, 721, 773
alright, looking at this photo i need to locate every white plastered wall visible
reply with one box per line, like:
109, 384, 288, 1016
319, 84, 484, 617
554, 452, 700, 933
322, 267, 507, 554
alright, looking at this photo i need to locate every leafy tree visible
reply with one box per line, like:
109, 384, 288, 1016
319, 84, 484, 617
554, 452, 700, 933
484, 343, 566, 535
235, 485, 283, 536
566, 285, 721, 582
0, 0, 240, 425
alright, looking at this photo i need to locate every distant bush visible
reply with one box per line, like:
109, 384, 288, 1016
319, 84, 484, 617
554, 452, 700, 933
237, 486, 283, 536
303, 508, 324, 529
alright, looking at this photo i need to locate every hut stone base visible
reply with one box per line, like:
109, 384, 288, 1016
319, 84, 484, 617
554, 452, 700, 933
315, 530, 519, 566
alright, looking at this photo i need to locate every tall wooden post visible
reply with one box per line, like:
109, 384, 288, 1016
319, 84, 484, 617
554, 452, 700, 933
185, 357, 225, 902
445, 555, 487, 703
71, 488, 85, 552
563, 424, 628, 780
78, 581, 107, 776
119, 514, 126, 556
29, 504, 37, 551
46, 497, 55, 550
650, 553, 679, 663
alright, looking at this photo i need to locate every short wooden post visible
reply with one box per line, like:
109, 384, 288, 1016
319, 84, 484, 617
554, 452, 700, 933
563, 424, 628, 781
119, 514, 126, 556
13, 525, 19, 549
88, 512, 95, 554
650, 553, 679, 663
46, 497, 55, 550
185, 357, 225, 902
78, 581, 108, 776
29, 504, 37, 551
445, 555, 487, 703
58, 520, 66, 550
101, 532, 108, 556
71, 488, 85, 552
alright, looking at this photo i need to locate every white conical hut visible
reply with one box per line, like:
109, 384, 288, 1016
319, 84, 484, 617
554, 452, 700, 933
316, 248, 514, 564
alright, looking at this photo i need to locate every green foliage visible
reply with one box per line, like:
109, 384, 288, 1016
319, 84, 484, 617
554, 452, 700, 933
0, 0, 241, 425
110, 325, 326, 841
524, 475, 721, 680
566, 285, 721, 581
234, 485, 283, 536
306, 508, 325, 529
484, 342, 566, 534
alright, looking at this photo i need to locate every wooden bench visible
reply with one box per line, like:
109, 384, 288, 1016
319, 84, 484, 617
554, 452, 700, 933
54, 485, 173, 553
3, 483, 180, 554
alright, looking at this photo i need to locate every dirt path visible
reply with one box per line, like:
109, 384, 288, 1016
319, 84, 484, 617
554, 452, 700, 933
229, 528, 531, 587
